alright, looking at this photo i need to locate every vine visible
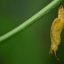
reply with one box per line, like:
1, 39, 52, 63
0, 0, 62, 42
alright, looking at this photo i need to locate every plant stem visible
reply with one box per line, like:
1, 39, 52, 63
0, 0, 62, 42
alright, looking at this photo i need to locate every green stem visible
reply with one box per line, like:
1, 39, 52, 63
0, 0, 62, 42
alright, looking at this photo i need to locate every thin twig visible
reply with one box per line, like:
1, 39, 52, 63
0, 0, 62, 42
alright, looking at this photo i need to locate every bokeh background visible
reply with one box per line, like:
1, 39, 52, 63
0, 0, 64, 64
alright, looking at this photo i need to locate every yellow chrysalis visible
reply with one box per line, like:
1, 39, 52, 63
50, 5, 64, 61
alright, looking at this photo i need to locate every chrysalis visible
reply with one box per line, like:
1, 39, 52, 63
49, 6, 64, 61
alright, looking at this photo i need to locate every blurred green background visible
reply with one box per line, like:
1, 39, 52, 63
0, 0, 63, 64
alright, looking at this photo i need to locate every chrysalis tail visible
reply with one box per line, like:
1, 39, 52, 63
54, 53, 61, 64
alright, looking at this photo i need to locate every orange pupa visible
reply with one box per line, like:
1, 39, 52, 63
50, 5, 64, 61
